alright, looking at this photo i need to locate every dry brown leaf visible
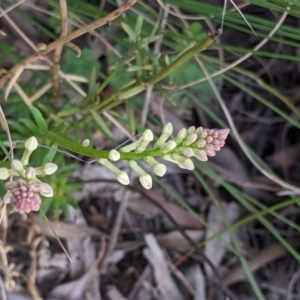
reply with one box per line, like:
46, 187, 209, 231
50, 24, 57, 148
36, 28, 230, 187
204, 202, 240, 277
34, 215, 108, 239
71, 164, 125, 201
145, 190, 204, 229
47, 206, 102, 299
221, 238, 300, 288
156, 230, 204, 251
211, 147, 270, 201
47, 267, 100, 300
106, 285, 127, 300
268, 143, 300, 169
185, 265, 206, 300
143, 234, 183, 300
127, 196, 159, 219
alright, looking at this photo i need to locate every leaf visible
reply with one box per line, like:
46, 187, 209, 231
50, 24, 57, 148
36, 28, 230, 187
126, 65, 144, 72
57, 107, 81, 117
121, 22, 136, 42
189, 22, 202, 35
8, 120, 31, 135
91, 110, 112, 138
140, 36, 159, 47
61, 48, 101, 79
20, 118, 41, 134
135, 14, 144, 37
29, 106, 48, 130
88, 66, 98, 96
125, 100, 136, 135
0, 141, 11, 161
42, 147, 57, 165
51, 122, 69, 134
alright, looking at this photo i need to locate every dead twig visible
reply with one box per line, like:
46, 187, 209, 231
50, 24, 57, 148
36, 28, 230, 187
51, 0, 68, 104
27, 231, 43, 300
0, 0, 137, 90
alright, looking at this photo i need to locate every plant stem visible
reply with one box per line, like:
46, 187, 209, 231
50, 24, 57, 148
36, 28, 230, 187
87, 32, 219, 113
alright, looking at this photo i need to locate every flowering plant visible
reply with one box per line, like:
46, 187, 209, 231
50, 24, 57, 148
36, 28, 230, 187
0, 137, 57, 214
0, 122, 229, 214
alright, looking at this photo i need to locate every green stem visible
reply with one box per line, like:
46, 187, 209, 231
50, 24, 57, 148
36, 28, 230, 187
38, 129, 162, 160
88, 32, 219, 113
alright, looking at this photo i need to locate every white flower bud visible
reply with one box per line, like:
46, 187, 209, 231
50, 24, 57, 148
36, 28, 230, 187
187, 126, 196, 134
175, 128, 187, 144
153, 164, 166, 177
99, 159, 129, 185
25, 137, 38, 152
0, 168, 10, 180
179, 147, 194, 157
109, 150, 121, 161
82, 139, 90, 147
43, 163, 58, 175
136, 129, 154, 153
139, 174, 152, 189
195, 150, 208, 161
179, 159, 194, 170
11, 160, 24, 172
116, 171, 130, 185
40, 183, 54, 197
154, 122, 173, 148
22, 137, 38, 165
160, 140, 177, 153
25, 167, 36, 179
183, 133, 198, 146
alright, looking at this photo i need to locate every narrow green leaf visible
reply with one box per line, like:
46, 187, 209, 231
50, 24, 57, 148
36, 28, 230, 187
0, 141, 11, 161
57, 107, 81, 117
140, 35, 159, 46
121, 22, 136, 42
42, 146, 57, 165
126, 65, 144, 72
91, 110, 112, 137
88, 66, 97, 95
51, 123, 69, 134
125, 101, 136, 135
135, 14, 144, 37
7, 120, 31, 135
29, 106, 48, 130
20, 119, 41, 134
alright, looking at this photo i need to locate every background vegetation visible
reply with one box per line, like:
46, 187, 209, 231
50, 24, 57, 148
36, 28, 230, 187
0, 0, 300, 299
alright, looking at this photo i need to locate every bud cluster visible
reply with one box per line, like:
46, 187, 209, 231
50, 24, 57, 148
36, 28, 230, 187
98, 123, 229, 190
0, 128, 229, 211
0, 137, 57, 214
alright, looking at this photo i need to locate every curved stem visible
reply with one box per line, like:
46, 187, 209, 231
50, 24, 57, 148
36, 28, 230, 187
39, 129, 162, 160
87, 32, 219, 114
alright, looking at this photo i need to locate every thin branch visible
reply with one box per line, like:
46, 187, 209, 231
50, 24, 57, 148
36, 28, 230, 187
0, 0, 137, 90
194, 14, 300, 194
51, 0, 68, 104
178, 10, 289, 90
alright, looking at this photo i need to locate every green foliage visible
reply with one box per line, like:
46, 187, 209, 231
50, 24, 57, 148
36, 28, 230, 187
48, 8, 62, 34
61, 48, 101, 79
40, 163, 81, 217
